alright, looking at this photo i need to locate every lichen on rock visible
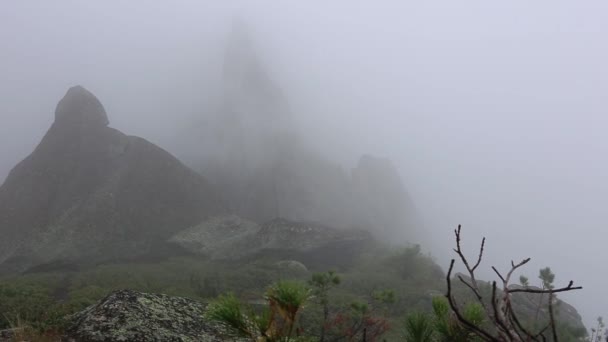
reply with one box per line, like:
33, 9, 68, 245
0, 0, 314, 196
66, 290, 224, 342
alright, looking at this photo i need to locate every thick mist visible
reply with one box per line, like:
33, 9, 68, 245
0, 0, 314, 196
1, 0, 607, 327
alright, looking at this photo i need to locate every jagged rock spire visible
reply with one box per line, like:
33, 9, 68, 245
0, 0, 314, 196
221, 20, 288, 122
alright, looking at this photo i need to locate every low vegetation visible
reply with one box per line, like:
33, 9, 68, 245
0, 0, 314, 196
0, 243, 441, 339
0, 227, 589, 341
402, 226, 587, 341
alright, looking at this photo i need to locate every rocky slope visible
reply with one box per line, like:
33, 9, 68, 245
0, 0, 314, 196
0, 86, 223, 273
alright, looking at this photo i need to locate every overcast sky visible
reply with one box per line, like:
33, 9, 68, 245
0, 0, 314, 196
1, 0, 607, 327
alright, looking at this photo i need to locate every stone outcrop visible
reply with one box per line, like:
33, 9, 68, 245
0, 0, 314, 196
0, 86, 223, 273
169, 216, 374, 269
168, 215, 260, 260
66, 290, 223, 342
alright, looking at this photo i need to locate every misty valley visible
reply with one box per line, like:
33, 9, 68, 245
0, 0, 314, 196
0, 2, 604, 342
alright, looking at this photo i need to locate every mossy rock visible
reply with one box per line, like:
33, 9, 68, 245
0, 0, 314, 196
66, 290, 223, 342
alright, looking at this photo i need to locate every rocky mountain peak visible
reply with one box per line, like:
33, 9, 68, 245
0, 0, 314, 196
0, 86, 222, 273
54, 85, 109, 127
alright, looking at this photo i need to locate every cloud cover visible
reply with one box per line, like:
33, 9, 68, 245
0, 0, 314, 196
1, 0, 607, 326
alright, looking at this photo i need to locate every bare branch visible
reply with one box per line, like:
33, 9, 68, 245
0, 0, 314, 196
492, 266, 506, 283
506, 312, 527, 342
505, 258, 531, 286
508, 284, 583, 294
458, 275, 483, 301
507, 298, 539, 341
446, 225, 583, 341
446, 259, 497, 342
491, 281, 515, 340
548, 292, 558, 342
454, 225, 487, 273
472, 237, 486, 272
535, 324, 550, 341
452, 225, 491, 318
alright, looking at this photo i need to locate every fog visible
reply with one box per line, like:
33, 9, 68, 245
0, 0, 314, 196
1, 0, 607, 327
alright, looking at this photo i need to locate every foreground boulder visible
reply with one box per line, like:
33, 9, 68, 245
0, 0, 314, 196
66, 290, 223, 342
0, 86, 223, 273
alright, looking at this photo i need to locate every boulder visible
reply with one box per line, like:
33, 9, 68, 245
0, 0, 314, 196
66, 290, 223, 342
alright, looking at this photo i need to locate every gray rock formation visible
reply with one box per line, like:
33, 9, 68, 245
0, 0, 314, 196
66, 290, 223, 342
351, 155, 422, 241
55, 85, 109, 126
187, 26, 422, 244
0, 86, 223, 273
169, 216, 374, 269
168, 215, 260, 260
256, 218, 371, 251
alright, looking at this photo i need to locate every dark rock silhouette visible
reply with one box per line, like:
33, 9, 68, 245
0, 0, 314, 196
0, 86, 223, 273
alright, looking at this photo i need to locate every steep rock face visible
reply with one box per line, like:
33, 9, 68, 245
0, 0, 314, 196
66, 290, 223, 342
187, 27, 422, 243
205, 141, 356, 227
0, 86, 223, 273
351, 155, 422, 241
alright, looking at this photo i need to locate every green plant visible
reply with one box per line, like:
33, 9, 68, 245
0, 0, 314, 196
205, 280, 312, 341
429, 296, 484, 342
309, 271, 341, 342
204, 293, 258, 339
265, 280, 312, 339
403, 312, 435, 342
